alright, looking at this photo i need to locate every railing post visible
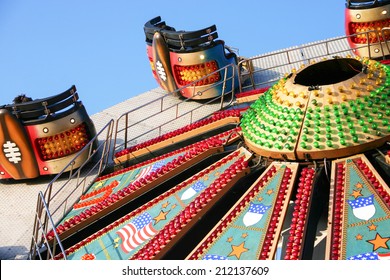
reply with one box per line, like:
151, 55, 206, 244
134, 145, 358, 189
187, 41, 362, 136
228, 65, 236, 106
381, 27, 390, 56
374, 29, 386, 59
124, 113, 129, 150
30, 195, 43, 259
325, 40, 330, 56
219, 67, 227, 110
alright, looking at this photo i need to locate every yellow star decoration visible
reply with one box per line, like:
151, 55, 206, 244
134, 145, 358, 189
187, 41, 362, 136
64, 216, 74, 223
367, 233, 390, 251
203, 175, 209, 181
214, 172, 220, 177
171, 204, 177, 209
368, 223, 378, 231
228, 242, 249, 259
162, 201, 170, 208
227, 237, 233, 243
355, 182, 363, 189
386, 154, 390, 164
355, 234, 363, 240
350, 189, 363, 199
266, 189, 274, 196
257, 197, 264, 202
153, 210, 170, 224
242, 233, 248, 239
94, 181, 104, 190
114, 237, 120, 248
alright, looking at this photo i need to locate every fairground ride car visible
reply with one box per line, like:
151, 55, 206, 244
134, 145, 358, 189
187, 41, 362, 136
0, 85, 97, 180
144, 16, 240, 100
345, 0, 390, 58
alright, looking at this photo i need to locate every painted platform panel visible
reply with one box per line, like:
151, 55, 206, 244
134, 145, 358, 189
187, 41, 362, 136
54, 147, 251, 260
47, 128, 241, 241
326, 154, 390, 260
187, 162, 299, 260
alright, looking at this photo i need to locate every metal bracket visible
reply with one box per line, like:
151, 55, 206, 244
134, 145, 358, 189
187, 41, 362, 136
42, 101, 50, 117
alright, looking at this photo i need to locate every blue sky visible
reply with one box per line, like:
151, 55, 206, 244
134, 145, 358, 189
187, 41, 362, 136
0, 0, 345, 115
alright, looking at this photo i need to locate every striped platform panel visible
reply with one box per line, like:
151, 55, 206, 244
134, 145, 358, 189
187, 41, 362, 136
235, 87, 269, 104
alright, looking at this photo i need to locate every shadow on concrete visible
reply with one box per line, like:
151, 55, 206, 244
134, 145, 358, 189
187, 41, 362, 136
0, 246, 29, 260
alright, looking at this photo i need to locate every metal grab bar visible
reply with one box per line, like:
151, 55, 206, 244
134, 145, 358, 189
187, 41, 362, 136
113, 63, 237, 159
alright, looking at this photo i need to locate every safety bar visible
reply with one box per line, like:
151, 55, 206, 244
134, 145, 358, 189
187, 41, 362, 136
346, 0, 390, 9
144, 16, 217, 48
4, 85, 78, 121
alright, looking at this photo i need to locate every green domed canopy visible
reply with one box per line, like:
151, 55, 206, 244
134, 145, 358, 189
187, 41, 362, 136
240, 56, 390, 160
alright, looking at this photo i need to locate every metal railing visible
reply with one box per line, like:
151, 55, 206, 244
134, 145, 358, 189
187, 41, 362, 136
238, 31, 390, 92
112, 63, 238, 160
29, 192, 68, 260
29, 119, 114, 259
